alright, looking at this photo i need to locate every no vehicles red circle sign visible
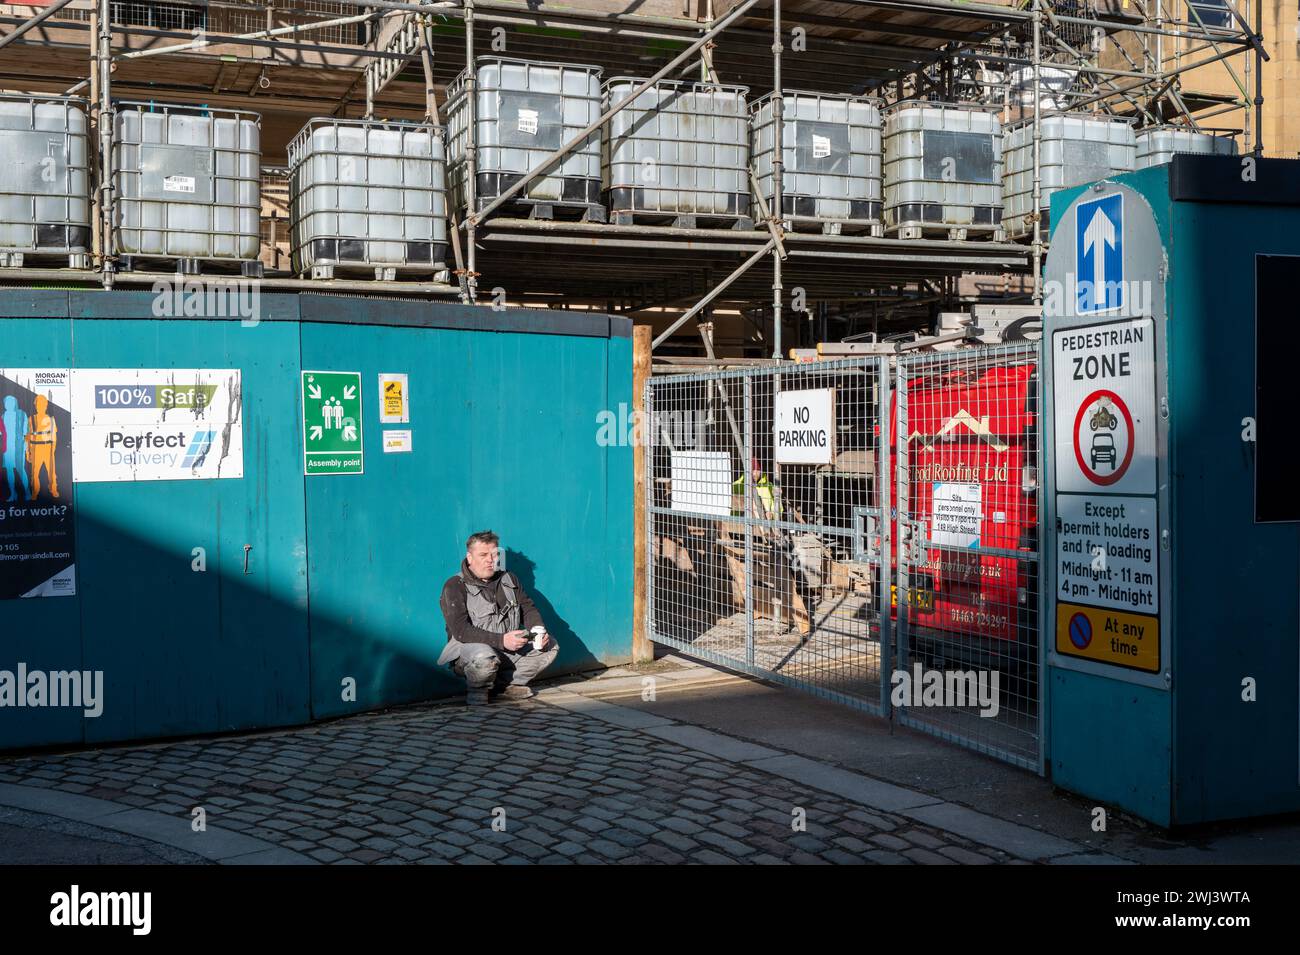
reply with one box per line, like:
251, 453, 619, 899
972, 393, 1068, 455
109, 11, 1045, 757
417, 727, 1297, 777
1072, 389, 1134, 486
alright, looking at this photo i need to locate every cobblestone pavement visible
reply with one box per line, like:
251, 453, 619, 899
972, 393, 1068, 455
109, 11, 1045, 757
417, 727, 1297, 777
0, 696, 1019, 865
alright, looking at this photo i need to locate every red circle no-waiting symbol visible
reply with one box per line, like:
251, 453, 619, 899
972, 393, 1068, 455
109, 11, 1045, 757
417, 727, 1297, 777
1073, 388, 1135, 486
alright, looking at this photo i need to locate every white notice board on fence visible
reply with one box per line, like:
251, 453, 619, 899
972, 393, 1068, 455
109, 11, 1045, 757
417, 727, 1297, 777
669, 450, 732, 516
774, 388, 835, 465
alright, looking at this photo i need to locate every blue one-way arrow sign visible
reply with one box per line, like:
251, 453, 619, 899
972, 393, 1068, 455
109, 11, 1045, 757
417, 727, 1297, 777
1075, 192, 1124, 314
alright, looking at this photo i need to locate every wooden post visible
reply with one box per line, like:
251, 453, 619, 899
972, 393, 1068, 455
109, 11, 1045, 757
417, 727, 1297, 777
632, 324, 653, 663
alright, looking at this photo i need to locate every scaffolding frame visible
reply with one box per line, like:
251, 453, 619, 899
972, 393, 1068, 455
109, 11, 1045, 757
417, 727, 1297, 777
0, 0, 1265, 347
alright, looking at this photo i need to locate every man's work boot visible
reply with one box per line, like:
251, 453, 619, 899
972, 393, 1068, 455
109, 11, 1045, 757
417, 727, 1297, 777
466, 687, 491, 706
493, 685, 535, 701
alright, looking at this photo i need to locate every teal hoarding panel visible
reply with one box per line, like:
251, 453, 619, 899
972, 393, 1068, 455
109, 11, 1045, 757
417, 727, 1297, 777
301, 320, 473, 718
0, 306, 83, 747
0, 291, 633, 751
1048, 166, 1173, 244
66, 295, 311, 744
465, 329, 623, 674
1050, 668, 1172, 827
301, 312, 635, 720
1166, 198, 1300, 823
1044, 175, 1175, 822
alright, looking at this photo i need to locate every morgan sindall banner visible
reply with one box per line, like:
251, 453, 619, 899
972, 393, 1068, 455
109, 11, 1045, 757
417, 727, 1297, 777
0, 369, 76, 598
70, 369, 244, 482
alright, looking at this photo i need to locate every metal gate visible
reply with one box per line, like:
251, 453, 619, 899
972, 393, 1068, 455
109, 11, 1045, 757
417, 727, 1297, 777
893, 343, 1042, 771
644, 343, 1042, 770
645, 357, 893, 715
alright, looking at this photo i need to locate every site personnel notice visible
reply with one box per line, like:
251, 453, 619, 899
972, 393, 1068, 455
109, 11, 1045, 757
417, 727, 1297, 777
1052, 316, 1161, 673
774, 388, 834, 465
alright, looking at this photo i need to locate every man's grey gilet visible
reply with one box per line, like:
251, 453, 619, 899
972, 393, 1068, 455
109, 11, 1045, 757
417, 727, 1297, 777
438, 571, 521, 666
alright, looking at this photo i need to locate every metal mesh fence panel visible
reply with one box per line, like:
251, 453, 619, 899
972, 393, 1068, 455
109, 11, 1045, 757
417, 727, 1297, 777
645, 342, 1043, 771
646, 357, 891, 715
894, 342, 1042, 770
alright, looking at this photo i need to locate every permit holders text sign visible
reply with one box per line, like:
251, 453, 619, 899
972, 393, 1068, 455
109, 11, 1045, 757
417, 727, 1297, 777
1056, 495, 1157, 613
774, 388, 834, 465
1052, 316, 1161, 673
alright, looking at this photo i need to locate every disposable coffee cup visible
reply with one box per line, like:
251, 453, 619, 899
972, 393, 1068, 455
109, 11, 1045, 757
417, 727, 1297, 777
531, 626, 546, 651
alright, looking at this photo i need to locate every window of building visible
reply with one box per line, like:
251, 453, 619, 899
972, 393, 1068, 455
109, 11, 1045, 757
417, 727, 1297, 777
1186, 0, 1233, 29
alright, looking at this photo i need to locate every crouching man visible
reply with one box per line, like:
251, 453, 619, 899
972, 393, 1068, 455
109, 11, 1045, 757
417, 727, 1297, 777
437, 530, 559, 705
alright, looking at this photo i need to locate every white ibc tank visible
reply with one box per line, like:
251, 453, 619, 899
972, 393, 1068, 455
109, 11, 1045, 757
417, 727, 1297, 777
288, 118, 449, 280
603, 79, 750, 224
883, 103, 1003, 239
751, 91, 882, 233
1136, 126, 1238, 168
1002, 115, 1135, 239
447, 57, 603, 212
112, 103, 261, 269
0, 94, 91, 268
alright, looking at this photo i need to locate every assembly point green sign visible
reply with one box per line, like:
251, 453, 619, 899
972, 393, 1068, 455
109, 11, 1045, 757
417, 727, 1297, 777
302, 370, 363, 475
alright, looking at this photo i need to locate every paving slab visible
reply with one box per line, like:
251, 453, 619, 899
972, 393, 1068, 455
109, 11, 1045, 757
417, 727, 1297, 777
643, 725, 782, 763
535, 691, 676, 730
901, 802, 1089, 861
744, 754, 945, 814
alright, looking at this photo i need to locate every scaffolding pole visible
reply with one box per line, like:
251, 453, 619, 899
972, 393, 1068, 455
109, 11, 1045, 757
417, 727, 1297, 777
1031, 0, 1042, 305
113, 11, 386, 61
88, 3, 99, 267
771, 0, 784, 361
651, 238, 778, 349
420, 23, 470, 303
464, 0, 478, 301
1051, 43, 1254, 115
1251, 0, 1264, 156
97, 0, 111, 290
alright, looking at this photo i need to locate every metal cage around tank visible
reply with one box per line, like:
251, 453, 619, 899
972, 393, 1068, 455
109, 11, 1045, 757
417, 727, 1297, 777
1135, 126, 1239, 168
446, 57, 604, 217
110, 101, 262, 274
883, 102, 1004, 241
602, 78, 751, 228
750, 90, 883, 236
1002, 114, 1135, 240
0, 93, 92, 269
287, 117, 449, 281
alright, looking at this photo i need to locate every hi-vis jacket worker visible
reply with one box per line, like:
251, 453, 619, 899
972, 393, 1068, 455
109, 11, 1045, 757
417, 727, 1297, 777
28, 394, 59, 499
732, 457, 780, 519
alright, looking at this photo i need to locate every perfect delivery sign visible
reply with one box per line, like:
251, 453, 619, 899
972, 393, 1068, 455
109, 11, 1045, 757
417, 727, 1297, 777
70, 369, 244, 482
